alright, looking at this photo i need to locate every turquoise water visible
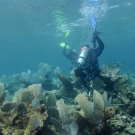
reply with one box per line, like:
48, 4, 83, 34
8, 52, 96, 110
0, 0, 135, 76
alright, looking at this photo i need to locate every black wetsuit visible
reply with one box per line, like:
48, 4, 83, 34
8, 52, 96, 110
62, 44, 78, 65
75, 34, 104, 92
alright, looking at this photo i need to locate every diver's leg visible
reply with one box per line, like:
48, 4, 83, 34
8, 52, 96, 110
91, 35, 96, 48
96, 35, 104, 49
95, 35, 104, 57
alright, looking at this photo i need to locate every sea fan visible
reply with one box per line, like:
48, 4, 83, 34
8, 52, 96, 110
75, 90, 111, 126
51, 99, 79, 135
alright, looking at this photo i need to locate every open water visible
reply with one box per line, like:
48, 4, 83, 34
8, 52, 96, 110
0, 0, 135, 76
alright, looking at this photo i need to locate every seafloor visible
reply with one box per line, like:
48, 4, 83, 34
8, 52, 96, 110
0, 62, 135, 135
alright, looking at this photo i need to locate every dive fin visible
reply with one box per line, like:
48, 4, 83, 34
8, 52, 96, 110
90, 14, 103, 35
60, 42, 71, 49
65, 32, 70, 38
89, 14, 97, 32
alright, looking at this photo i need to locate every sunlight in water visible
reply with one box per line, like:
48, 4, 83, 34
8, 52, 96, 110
79, 0, 108, 45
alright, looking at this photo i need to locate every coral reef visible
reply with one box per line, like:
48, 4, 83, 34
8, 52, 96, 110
0, 83, 4, 91
51, 98, 79, 135
21, 70, 41, 85
52, 78, 62, 88
107, 113, 135, 135
54, 66, 62, 75
1, 101, 17, 112
57, 73, 79, 98
0, 83, 8, 107
104, 106, 115, 120
0, 62, 135, 135
57, 73, 73, 91
0, 74, 26, 94
101, 62, 124, 80
38, 63, 53, 78
0, 103, 48, 135
75, 90, 112, 126
0, 91, 7, 106
12, 84, 42, 108
0, 63, 59, 94
46, 92, 56, 108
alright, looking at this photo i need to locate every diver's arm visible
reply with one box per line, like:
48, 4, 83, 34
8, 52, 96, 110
95, 35, 104, 57
62, 43, 66, 53
62, 43, 71, 59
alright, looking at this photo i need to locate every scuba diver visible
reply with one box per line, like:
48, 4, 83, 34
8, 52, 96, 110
74, 14, 104, 95
75, 34, 104, 94
61, 32, 78, 66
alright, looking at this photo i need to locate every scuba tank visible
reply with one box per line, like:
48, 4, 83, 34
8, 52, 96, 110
77, 46, 90, 67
